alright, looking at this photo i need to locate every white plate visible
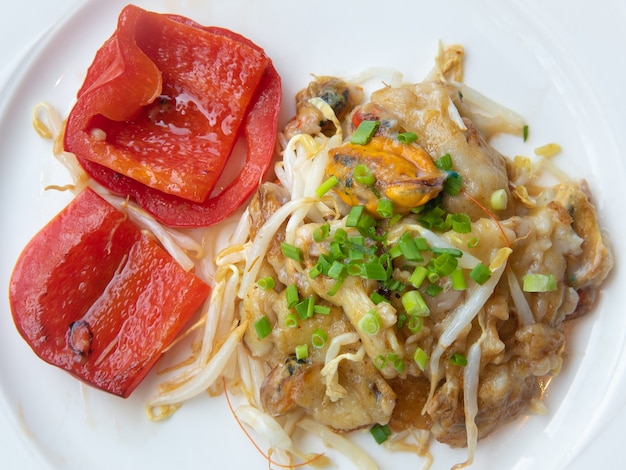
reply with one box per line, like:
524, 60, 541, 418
1, 0, 625, 468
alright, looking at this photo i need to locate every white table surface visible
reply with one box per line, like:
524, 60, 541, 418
1, 1, 625, 469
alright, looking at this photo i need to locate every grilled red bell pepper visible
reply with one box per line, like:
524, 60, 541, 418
64, 5, 279, 212
9, 188, 210, 397
79, 63, 281, 228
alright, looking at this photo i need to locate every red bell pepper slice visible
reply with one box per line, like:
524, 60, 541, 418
79, 63, 281, 228
64, 5, 270, 203
9, 188, 210, 397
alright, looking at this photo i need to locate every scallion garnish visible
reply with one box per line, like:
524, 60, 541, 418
351, 120, 380, 145
295, 297, 315, 319
402, 290, 430, 317
469, 263, 491, 285
424, 283, 443, 297
285, 283, 299, 308
353, 164, 376, 186
522, 273, 557, 292
409, 265, 429, 288
450, 268, 467, 291
253, 316, 273, 339
407, 315, 422, 334
363, 261, 388, 281
327, 260, 347, 280
447, 213, 471, 233
523, 124, 529, 142
313, 223, 330, 242
295, 343, 309, 361
370, 291, 388, 304
281, 242, 303, 262
413, 347, 429, 371
257, 277, 275, 290
431, 253, 459, 276
358, 310, 381, 335
311, 328, 328, 349
313, 304, 331, 315
398, 232, 423, 262
370, 423, 392, 445
443, 171, 463, 196
430, 246, 463, 257
397, 131, 418, 144
449, 353, 468, 366
435, 153, 453, 171
315, 175, 339, 198
284, 313, 299, 328
376, 198, 394, 219
346, 205, 365, 227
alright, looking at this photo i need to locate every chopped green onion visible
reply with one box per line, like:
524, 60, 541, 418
449, 353, 468, 366
358, 310, 381, 335
257, 277, 275, 290
469, 263, 491, 285
327, 260, 346, 280
490, 189, 508, 211
333, 228, 347, 244
295, 343, 309, 361
363, 261, 388, 281
329, 240, 345, 260
407, 315, 422, 334
388, 244, 403, 259
348, 246, 366, 262
281, 242, 303, 262
370, 423, 392, 445
357, 214, 376, 236
351, 120, 380, 145
450, 268, 467, 291
413, 347, 429, 371
313, 223, 330, 242
308, 263, 323, 279
447, 213, 471, 233
253, 316, 273, 339
353, 164, 376, 186
313, 304, 331, 315
315, 175, 339, 198
402, 290, 430, 317
409, 266, 429, 288
424, 283, 443, 297
376, 198, 395, 219
431, 253, 459, 276
467, 237, 479, 248
389, 213, 403, 226
311, 328, 328, 348
523, 273, 557, 292
390, 354, 406, 373
370, 291, 388, 304
427, 271, 440, 284
414, 237, 429, 251
523, 124, 529, 142
346, 205, 365, 227
346, 262, 363, 276
430, 246, 463, 257
374, 354, 387, 369
397, 131, 418, 144
326, 277, 345, 296
295, 297, 315, 319
398, 232, 423, 262
434, 153, 453, 171
284, 313, 299, 328
443, 171, 463, 196
285, 284, 299, 308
